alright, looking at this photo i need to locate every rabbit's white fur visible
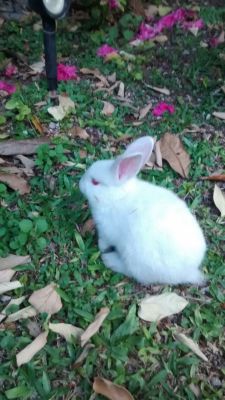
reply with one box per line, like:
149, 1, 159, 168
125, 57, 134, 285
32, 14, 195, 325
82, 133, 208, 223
79, 136, 206, 285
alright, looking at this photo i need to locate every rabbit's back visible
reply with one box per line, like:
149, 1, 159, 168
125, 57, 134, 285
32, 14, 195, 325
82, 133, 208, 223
94, 180, 206, 284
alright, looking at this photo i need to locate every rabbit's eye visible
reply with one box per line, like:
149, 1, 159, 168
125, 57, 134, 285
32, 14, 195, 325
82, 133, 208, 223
91, 178, 100, 186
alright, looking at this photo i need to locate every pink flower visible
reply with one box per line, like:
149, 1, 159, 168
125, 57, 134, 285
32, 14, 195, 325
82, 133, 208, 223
137, 23, 156, 40
182, 19, 204, 30
57, 64, 78, 81
209, 31, 225, 47
136, 8, 204, 42
152, 102, 175, 117
108, 0, 119, 9
5, 64, 17, 77
0, 81, 16, 95
97, 44, 118, 58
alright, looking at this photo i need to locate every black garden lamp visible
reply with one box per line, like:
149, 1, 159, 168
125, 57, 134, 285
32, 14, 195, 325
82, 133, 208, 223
29, 0, 71, 101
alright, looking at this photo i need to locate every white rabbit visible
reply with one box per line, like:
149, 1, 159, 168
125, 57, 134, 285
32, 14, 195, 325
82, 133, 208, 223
79, 136, 206, 285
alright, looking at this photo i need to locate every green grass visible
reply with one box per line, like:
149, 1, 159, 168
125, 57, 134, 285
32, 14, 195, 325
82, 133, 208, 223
0, 4, 225, 400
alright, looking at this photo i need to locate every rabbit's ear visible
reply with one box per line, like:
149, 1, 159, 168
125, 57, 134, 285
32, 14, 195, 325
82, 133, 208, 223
124, 136, 154, 166
112, 136, 155, 183
115, 154, 143, 182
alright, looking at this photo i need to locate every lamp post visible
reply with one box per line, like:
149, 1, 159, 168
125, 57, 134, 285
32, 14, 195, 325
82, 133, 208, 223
29, 0, 71, 103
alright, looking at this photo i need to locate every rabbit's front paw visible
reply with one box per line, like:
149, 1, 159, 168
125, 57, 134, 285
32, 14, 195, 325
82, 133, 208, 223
102, 251, 124, 274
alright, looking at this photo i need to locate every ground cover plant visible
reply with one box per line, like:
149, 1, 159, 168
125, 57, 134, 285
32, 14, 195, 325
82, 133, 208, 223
0, 1, 225, 399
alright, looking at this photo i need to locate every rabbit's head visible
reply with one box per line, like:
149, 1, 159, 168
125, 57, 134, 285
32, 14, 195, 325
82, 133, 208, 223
79, 136, 154, 205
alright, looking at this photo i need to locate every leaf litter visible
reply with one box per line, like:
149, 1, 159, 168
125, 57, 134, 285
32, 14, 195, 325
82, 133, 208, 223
138, 292, 188, 322
16, 331, 48, 367
93, 377, 134, 400
80, 307, 110, 347
174, 332, 208, 362
28, 283, 62, 315
159, 133, 190, 178
213, 184, 225, 217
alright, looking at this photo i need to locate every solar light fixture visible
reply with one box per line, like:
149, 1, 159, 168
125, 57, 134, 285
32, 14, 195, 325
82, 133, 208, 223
29, 0, 71, 99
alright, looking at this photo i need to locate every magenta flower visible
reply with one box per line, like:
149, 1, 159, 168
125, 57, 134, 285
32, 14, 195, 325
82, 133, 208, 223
57, 64, 78, 81
209, 31, 224, 47
5, 64, 17, 77
0, 81, 16, 95
152, 102, 175, 117
97, 44, 118, 58
182, 19, 204, 30
136, 8, 204, 42
108, 0, 119, 9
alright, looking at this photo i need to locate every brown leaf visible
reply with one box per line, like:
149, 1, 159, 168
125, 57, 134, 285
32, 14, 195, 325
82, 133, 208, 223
144, 5, 158, 18
139, 102, 152, 120
212, 111, 225, 120
6, 306, 37, 323
81, 218, 95, 235
0, 296, 26, 323
102, 102, 115, 116
174, 332, 208, 362
155, 141, 163, 168
118, 82, 125, 98
213, 184, 225, 217
29, 60, 45, 74
28, 283, 62, 316
0, 254, 31, 271
129, 0, 145, 16
16, 155, 35, 176
0, 281, 23, 295
80, 68, 109, 87
0, 138, 50, 156
93, 377, 134, 400
48, 95, 75, 121
49, 322, 83, 343
81, 307, 110, 347
74, 343, 95, 368
202, 173, 225, 182
0, 172, 30, 194
138, 293, 188, 322
153, 34, 168, 43
0, 269, 15, 283
70, 126, 89, 140
159, 133, 190, 178
31, 116, 44, 135
16, 331, 48, 367
146, 84, 170, 95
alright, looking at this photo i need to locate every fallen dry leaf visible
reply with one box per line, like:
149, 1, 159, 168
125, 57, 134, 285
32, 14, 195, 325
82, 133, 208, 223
138, 292, 188, 322
0, 269, 15, 283
139, 102, 152, 120
0, 254, 31, 271
31, 115, 44, 135
74, 343, 95, 368
0, 138, 50, 156
93, 377, 134, 400
102, 102, 115, 116
174, 332, 208, 362
144, 5, 158, 18
81, 307, 110, 347
153, 34, 168, 43
118, 82, 125, 98
16, 155, 35, 176
155, 141, 163, 168
29, 60, 45, 74
16, 331, 48, 367
29, 283, 62, 315
49, 323, 83, 343
80, 68, 109, 87
0, 296, 26, 323
81, 218, 95, 235
0, 281, 23, 295
70, 126, 89, 140
0, 172, 30, 194
202, 173, 225, 182
6, 306, 37, 323
213, 184, 225, 217
48, 95, 75, 121
212, 111, 225, 120
159, 133, 190, 178
146, 84, 170, 95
